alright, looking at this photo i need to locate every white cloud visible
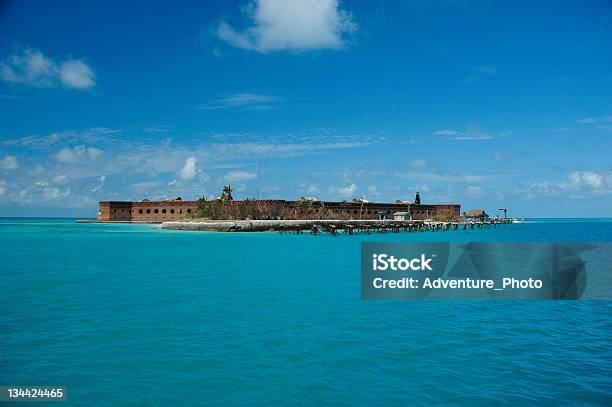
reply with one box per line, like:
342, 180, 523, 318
11, 178, 91, 206
3, 127, 119, 149
467, 185, 482, 195
0, 180, 6, 196
577, 115, 612, 124
224, 171, 257, 181
55, 145, 102, 163
416, 183, 430, 193
527, 171, 612, 198
52, 174, 67, 183
179, 157, 197, 180
366, 184, 380, 199
209, 140, 371, 159
392, 171, 502, 182
0, 47, 95, 90
87, 147, 102, 159
0, 49, 55, 87
567, 171, 604, 189
43, 186, 71, 200
409, 158, 427, 168
145, 125, 172, 134
434, 125, 511, 141
334, 183, 357, 197
24, 180, 72, 201
527, 181, 554, 195
59, 60, 95, 89
168, 179, 177, 186
306, 184, 319, 194
455, 133, 494, 141
198, 93, 278, 110
216, 0, 357, 53
131, 181, 162, 193
199, 93, 278, 110
433, 130, 461, 137
56, 148, 74, 162
1, 155, 18, 170
91, 175, 106, 193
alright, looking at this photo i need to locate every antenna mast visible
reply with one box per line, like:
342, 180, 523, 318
257, 159, 260, 200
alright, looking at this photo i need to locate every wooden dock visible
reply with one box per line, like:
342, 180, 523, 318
161, 218, 513, 234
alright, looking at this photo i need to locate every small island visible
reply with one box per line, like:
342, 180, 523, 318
89, 186, 512, 233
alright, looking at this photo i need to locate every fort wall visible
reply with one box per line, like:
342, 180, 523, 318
97, 199, 460, 222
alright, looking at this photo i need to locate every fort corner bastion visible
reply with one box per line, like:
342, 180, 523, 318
97, 193, 460, 223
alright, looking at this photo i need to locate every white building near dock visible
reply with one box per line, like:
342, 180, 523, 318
393, 211, 411, 221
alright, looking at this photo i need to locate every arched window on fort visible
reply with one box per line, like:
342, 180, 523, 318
187, 209, 192, 213
180, 209, 183, 213
139, 209, 143, 214
147, 209, 151, 214
162, 209, 166, 214
170, 209, 175, 214
154, 209, 159, 214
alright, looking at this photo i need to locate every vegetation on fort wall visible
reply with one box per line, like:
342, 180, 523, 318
195, 198, 291, 220
193, 197, 354, 221
295, 200, 353, 221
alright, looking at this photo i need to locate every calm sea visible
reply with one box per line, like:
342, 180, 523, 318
1, 218, 611, 406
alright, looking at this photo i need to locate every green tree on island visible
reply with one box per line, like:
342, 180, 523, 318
220, 185, 233, 203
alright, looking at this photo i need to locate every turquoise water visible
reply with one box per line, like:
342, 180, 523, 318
1, 218, 611, 405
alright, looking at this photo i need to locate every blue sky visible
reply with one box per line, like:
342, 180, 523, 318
1, 0, 611, 217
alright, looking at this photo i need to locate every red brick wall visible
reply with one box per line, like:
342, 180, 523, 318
97, 201, 197, 222
434, 204, 461, 219
97, 200, 461, 221
97, 202, 111, 221
98, 201, 132, 221
130, 201, 198, 222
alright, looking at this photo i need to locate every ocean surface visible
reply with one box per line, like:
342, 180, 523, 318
1, 218, 611, 406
